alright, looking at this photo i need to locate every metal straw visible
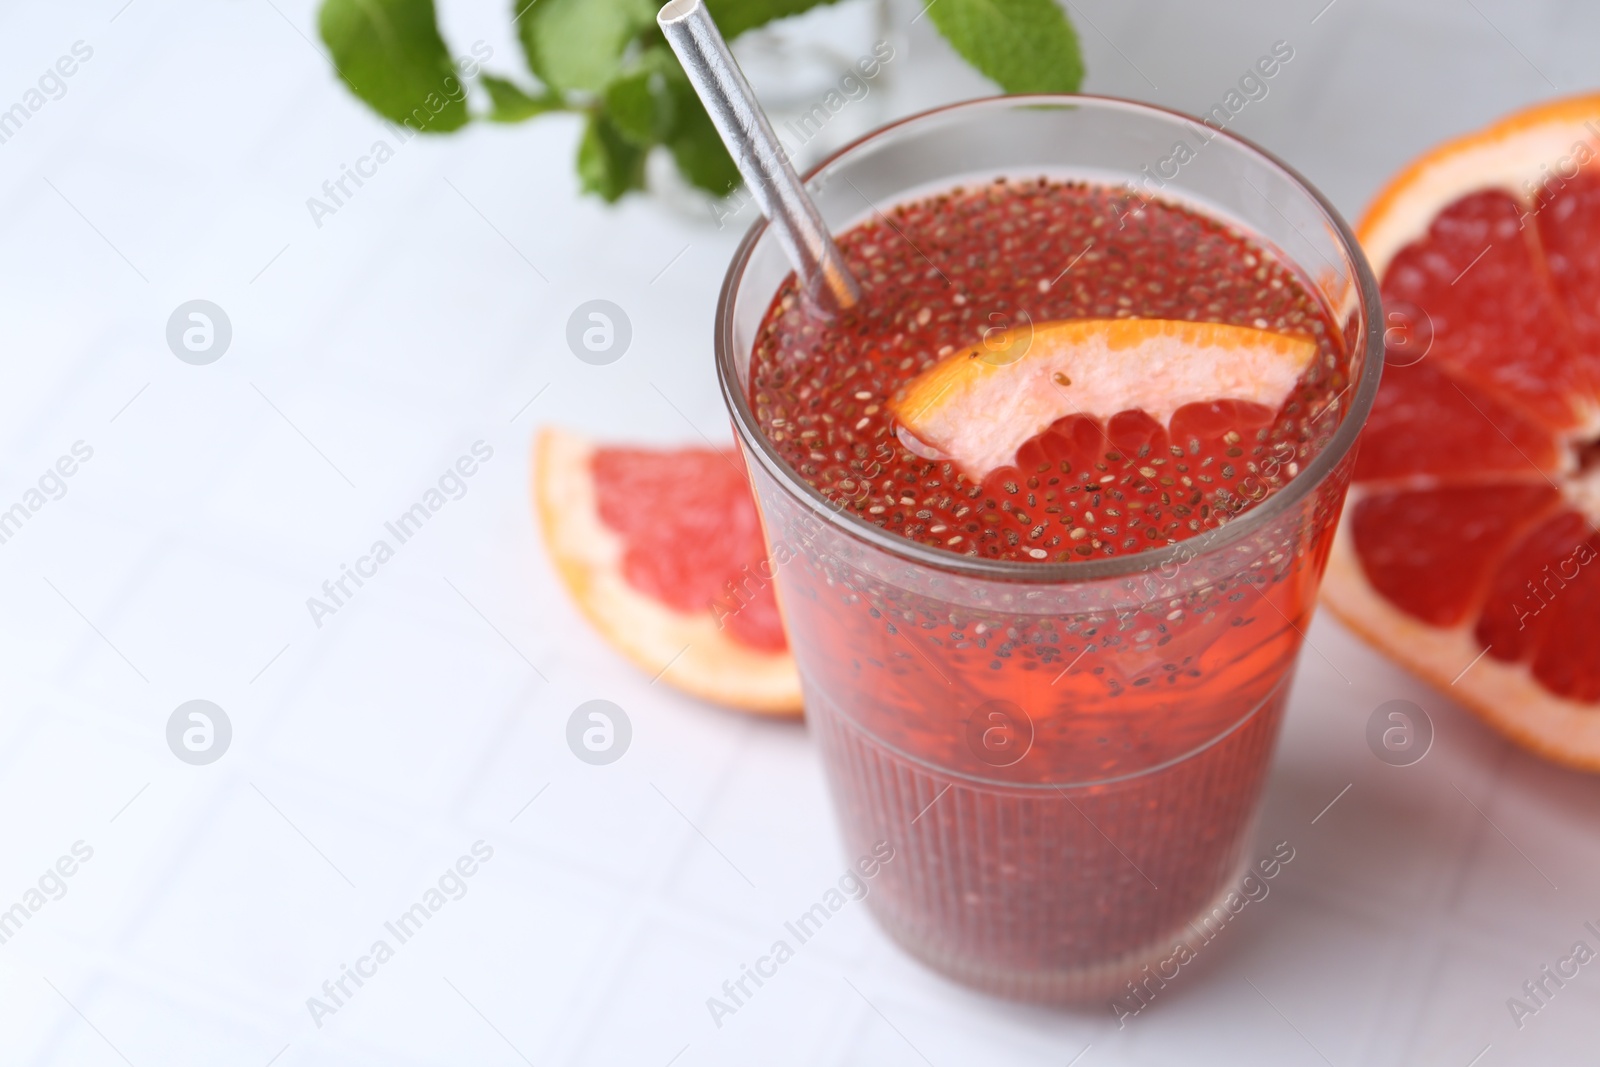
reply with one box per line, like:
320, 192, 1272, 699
657, 0, 863, 312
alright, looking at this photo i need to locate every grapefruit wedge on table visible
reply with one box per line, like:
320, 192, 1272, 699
1322, 93, 1600, 770
535, 426, 801, 715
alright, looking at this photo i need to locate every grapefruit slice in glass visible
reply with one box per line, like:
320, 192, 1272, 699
534, 426, 802, 715
1322, 93, 1600, 770
888, 318, 1316, 480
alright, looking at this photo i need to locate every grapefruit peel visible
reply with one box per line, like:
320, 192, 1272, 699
534, 426, 803, 716
888, 318, 1316, 479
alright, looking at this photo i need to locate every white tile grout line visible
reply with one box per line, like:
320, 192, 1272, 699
1312, 783, 1353, 825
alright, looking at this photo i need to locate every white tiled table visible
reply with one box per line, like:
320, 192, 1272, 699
1, 1, 1598, 1064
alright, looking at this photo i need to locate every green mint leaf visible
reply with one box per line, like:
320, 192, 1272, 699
481, 74, 564, 122
603, 72, 663, 145
928, 0, 1084, 94
702, 0, 846, 38
662, 70, 741, 197
578, 112, 649, 202
601, 50, 677, 146
318, 0, 471, 132
514, 0, 656, 94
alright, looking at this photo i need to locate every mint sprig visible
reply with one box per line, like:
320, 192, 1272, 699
317, 0, 1084, 204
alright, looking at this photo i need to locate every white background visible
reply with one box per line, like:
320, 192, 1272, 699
1, 0, 1598, 1064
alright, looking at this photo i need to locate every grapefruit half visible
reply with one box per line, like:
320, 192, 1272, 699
534, 426, 802, 715
1323, 93, 1600, 770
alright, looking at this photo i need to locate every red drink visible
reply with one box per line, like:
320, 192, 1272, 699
715, 98, 1382, 1002
750, 180, 1342, 564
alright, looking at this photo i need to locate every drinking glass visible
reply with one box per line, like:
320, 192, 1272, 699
714, 95, 1383, 1002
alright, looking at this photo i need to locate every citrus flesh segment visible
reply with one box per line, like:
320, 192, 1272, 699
1321, 93, 1600, 769
1537, 169, 1600, 361
1516, 533, 1600, 702
1347, 484, 1561, 627
1379, 188, 1595, 432
591, 445, 786, 653
534, 426, 802, 716
888, 318, 1317, 480
1474, 509, 1594, 666
1352, 358, 1563, 484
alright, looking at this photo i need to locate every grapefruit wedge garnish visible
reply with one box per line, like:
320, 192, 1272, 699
889, 318, 1316, 478
1322, 93, 1600, 770
534, 426, 802, 715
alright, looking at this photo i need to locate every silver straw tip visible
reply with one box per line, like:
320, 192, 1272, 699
658, 0, 700, 26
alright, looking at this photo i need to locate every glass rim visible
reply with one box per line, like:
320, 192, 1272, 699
714, 93, 1385, 584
